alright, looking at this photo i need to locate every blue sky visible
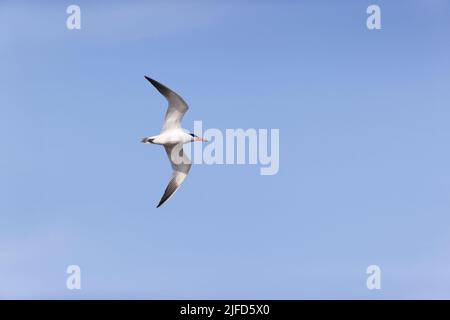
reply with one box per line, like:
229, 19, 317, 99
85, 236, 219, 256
1, 0, 450, 299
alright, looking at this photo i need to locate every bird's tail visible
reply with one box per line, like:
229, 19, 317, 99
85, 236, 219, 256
141, 137, 155, 144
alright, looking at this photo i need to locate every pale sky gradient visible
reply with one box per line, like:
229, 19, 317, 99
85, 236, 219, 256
1, 0, 450, 299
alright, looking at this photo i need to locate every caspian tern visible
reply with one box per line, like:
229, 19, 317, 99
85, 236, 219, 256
141, 76, 207, 208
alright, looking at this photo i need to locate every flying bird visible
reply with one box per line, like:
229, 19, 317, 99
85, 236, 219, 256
141, 76, 207, 208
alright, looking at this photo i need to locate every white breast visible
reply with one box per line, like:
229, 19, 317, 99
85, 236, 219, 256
152, 130, 190, 145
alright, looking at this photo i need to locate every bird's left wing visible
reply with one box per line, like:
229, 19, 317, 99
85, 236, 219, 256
156, 144, 192, 208
144, 76, 189, 132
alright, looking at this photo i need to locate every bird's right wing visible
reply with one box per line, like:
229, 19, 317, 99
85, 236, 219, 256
156, 144, 192, 208
144, 76, 189, 132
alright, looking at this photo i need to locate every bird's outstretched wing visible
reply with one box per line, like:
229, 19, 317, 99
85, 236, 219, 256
144, 76, 189, 132
157, 144, 192, 208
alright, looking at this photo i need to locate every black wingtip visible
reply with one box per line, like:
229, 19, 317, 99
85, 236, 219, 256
156, 196, 168, 208
144, 76, 164, 90
156, 196, 164, 208
144, 76, 173, 99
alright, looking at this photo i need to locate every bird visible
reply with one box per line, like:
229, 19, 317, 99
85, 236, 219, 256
141, 76, 207, 208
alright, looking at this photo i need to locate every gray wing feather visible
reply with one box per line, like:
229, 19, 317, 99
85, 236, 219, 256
156, 144, 192, 208
144, 76, 189, 132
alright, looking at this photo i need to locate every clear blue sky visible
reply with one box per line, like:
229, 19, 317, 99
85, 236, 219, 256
1, 0, 450, 299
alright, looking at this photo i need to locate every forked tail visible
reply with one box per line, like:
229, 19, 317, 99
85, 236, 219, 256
141, 137, 155, 144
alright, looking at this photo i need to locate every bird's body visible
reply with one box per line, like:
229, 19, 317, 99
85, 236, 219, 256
141, 76, 207, 208
144, 130, 193, 146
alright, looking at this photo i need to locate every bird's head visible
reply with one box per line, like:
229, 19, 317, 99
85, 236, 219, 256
189, 133, 208, 142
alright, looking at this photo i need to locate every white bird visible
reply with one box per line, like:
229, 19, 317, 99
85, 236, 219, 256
141, 76, 207, 208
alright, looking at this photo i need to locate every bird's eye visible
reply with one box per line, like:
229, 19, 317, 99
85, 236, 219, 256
189, 133, 197, 138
